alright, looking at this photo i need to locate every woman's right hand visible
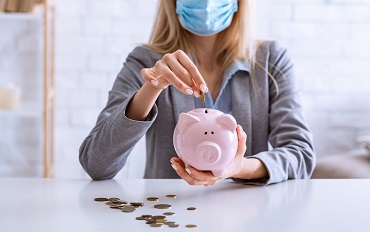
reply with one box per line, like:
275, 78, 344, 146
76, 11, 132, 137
140, 50, 208, 97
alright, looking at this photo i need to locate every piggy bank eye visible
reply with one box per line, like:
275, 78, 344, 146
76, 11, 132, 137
204, 132, 208, 135
211, 131, 214, 134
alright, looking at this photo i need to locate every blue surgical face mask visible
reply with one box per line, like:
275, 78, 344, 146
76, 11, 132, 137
176, 0, 238, 36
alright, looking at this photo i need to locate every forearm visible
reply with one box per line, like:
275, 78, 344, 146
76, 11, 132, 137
126, 82, 162, 121
232, 158, 269, 180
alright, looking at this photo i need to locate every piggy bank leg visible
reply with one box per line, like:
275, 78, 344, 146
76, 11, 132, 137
212, 169, 226, 179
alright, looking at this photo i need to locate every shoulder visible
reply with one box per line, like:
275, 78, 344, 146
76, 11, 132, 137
255, 40, 293, 75
256, 40, 290, 63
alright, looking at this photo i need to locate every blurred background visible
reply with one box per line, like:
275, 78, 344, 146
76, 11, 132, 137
1, 0, 370, 179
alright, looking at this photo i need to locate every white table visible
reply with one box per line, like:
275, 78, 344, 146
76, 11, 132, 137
1, 179, 370, 232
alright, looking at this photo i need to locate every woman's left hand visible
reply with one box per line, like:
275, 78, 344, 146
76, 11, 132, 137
170, 125, 247, 186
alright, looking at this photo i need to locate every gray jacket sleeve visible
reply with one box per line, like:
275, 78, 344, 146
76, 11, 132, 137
253, 41, 316, 185
234, 41, 316, 185
79, 47, 158, 180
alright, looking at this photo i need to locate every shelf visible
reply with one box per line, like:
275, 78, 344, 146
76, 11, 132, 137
0, 12, 41, 20
0, 103, 42, 118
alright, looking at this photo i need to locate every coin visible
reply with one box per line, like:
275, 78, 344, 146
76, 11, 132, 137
121, 205, 135, 213
163, 212, 175, 216
108, 197, 120, 201
110, 204, 124, 209
146, 219, 156, 224
156, 219, 168, 223
169, 224, 180, 228
130, 202, 144, 207
150, 223, 163, 228
154, 204, 171, 209
152, 215, 166, 220
199, 91, 205, 103
111, 200, 127, 205
164, 221, 176, 225
186, 224, 197, 228
166, 194, 177, 198
147, 197, 159, 202
94, 197, 108, 202
135, 217, 147, 220
187, 207, 196, 211
142, 214, 152, 218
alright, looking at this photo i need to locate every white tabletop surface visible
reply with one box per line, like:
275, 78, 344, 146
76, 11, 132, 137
1, 178, 370, 232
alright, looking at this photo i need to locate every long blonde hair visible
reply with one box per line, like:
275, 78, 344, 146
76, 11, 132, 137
145, 0, 258, 77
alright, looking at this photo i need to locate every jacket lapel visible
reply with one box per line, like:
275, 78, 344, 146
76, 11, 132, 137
231, 73, 253, 156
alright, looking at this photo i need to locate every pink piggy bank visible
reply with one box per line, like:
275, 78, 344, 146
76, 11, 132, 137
173, 108, 238, 178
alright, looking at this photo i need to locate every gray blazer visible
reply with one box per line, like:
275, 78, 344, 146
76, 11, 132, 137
79, 41, 316, 185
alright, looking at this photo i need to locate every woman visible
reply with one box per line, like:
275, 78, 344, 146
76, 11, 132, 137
79, 0, 316, 186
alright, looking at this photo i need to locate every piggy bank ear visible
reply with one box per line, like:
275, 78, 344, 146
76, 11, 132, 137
216, 114, 237, 131
177, 113, 200, 134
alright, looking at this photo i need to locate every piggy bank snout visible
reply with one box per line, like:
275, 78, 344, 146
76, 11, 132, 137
195, 142, 221, 165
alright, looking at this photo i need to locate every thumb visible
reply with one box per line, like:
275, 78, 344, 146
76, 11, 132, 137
235, 125, 247, 157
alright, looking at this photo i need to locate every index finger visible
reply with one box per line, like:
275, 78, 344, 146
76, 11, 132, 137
174, 50, 208, 93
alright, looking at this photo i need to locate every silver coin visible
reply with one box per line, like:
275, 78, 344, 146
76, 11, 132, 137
163, 212, 175, 216
121, 205, 135, 213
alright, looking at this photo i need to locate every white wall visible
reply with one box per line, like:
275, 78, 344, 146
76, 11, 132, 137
1, 0, 370, 178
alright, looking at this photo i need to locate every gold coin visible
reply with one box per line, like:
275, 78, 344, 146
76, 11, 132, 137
147, 197, 159, 202
135, 216, 147, 220
156, 219, 168, 223
169, 224, 180, 228
130, 202, 144, 207
108, 197, 120, 201
152, 215, 166, 220
150, 223, 163, 228
199, 91, 205, 103
154, 204, 171, 209
146, 219, 156, 224
186, 224, 197, 228
187, 207, 196, 211
94, 197, 108, 202
142, 214, 152, 218
166, 194, 177, 198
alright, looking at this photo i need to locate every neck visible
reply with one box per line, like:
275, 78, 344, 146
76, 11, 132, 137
191, 34, 218, 70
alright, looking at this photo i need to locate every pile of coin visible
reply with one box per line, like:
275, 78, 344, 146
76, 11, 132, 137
93, 194, 197, 229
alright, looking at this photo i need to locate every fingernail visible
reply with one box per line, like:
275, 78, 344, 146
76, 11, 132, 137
200, 84, 207, 92
185, 167, 191, 175
194, 91, 200, 98
185, 89, 193, 95
151, 80, 158, 86
171, 164, 177, 171
170, 158, 174, 164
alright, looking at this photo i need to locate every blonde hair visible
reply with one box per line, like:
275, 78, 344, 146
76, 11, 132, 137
145, 0, 258, 78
